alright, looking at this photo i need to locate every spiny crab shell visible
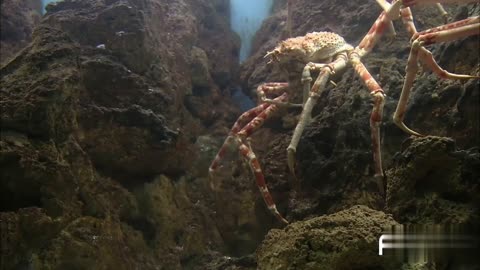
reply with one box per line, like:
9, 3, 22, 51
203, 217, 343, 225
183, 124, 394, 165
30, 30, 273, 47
266, 31, 354, 64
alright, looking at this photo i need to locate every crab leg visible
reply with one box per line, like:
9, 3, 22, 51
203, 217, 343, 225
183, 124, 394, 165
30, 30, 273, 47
209, 86, 289, 180
435, 3, 449, 23
287, 53, 349, 176
358, 9, 398, 56
237, 137, 289, 224
350, 52, 386, 178
257, 82, 300, 107
301, 62, 334, 104
400, 7, 418, 36
209, 92, 290, 224
402, 0, 479, 6
376, 0, 394, 12
412, 16, 479, 41
209, 104, 272, 181
236, 94, 289, 224
393, 21, 480, 136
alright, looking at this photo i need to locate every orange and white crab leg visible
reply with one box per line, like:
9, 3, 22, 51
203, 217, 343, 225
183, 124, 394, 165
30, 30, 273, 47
393, 20, 480, 136
402, 0, 479, 6
236, 93, 290, 224
415, 17, 480, 45
350, 52, 386, 178
237, 137, 289, 224
209, 92, 290, 224
357, 9, 398, 56
287, 53, 349, 175
400, 7, 418, 36
209, 91, 288, 183
257, 82, 300, 107
412, 16, 479, 41
301, 62, 333, 104
209, 104, 273, 182
237, 93, 289, 139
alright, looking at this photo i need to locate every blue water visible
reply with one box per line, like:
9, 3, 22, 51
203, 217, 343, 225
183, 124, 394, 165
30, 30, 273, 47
232, 86, 255, 111
230, 0, 273, 63
42, 0, 61, 14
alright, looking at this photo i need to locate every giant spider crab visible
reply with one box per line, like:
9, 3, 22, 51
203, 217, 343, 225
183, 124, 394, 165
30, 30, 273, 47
209, 0, 479, 224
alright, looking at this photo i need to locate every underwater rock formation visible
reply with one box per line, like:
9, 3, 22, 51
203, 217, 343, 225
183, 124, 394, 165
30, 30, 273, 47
0, 0, 42, 64
386, 136, 480, 224
0, 0, 241, 269
1, 0, 479, 269
257, 205, 401, 270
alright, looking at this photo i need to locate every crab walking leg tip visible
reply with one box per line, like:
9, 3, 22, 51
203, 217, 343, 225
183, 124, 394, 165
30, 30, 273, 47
394, 119, 426, 137
270, 205, 289, 224
441, 71, 480, 80
208, 168, 216, 190
287, 146, 297, 176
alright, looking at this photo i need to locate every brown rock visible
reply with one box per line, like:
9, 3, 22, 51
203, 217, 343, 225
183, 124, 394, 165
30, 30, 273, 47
256, 205, 401, 270
0, 0, 42, 64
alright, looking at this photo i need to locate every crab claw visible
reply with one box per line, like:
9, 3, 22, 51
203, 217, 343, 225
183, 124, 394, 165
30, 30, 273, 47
264, 49, 280, 64
287, 146, 297, 178
264, 49, 278, 58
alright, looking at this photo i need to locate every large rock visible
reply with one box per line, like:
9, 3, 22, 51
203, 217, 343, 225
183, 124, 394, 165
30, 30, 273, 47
0, 0, 242, 268
256, 205, 401, 270
386, 136, 480, 224
0, 0, 42, 64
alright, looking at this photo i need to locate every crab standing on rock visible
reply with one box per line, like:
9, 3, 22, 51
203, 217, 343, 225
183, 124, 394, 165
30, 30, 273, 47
209, 0, 480, 224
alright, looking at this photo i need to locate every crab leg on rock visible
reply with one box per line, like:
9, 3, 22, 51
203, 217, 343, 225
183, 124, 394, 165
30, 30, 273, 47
393, 19, 480, 136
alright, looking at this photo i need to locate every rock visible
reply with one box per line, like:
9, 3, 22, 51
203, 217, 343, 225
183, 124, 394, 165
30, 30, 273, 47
0, 0, 42, 64
202, 252, 257, 270
191, 46, 211, 89
256, 205, 401, 270
0, 0, 241, 268
131, 175, 224, 269
386, 136, 480, 224
31, 216, 157, 270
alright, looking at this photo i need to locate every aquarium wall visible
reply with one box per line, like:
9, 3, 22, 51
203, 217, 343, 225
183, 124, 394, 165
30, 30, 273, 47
230, 0, 273, 63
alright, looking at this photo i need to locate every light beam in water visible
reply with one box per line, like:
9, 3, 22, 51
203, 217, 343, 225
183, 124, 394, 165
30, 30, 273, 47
230, 0, 273, 63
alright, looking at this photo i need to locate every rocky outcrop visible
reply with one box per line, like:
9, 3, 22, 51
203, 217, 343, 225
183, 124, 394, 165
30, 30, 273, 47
0, 0, 42, 64
1, 0, 241, 269
386, 136, 480, 224
257, 205, 401, 270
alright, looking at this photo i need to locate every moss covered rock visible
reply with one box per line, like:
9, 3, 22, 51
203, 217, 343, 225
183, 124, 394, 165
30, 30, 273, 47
256, 205, 401, 270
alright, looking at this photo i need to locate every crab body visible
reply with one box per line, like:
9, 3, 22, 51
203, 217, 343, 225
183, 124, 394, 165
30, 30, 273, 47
269, 32, 354, 64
